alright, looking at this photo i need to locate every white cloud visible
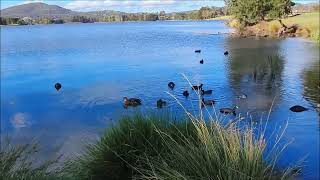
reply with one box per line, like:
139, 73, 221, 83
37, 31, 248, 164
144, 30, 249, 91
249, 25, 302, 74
142, 0, 176, 6
65, 1, 113, 12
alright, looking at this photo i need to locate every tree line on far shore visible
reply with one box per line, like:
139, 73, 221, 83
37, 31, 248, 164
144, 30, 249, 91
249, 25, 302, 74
1, 1, 318, 26
0, 6, 227, 25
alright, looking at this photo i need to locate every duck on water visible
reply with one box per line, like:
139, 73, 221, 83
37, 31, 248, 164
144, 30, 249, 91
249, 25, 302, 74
54, 83, 62, 91
202, 98, 215, 107
168, 82, 175, 89
183, 90, 189, 97
157, 99, 167, 108
192, 84, 203, 91
201, 89, 213, 95
290, 105, 308, 112
123, 97, 142, 108
220, 106, 239, 116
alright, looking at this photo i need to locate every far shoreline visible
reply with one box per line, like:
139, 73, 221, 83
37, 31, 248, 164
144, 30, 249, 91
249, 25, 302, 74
1, 15, 318, 44
0, 16, 231, 27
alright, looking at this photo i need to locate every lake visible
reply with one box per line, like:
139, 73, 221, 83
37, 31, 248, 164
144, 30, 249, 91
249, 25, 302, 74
1, 21, 319, 179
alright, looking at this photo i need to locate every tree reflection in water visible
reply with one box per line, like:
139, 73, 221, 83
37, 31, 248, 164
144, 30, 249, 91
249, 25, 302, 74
225, 38, 285, 119
303, 61, 320, 113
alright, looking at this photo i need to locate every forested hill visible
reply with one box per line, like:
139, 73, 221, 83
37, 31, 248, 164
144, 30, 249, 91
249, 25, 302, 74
0, 2, 227, 25
0, 3, 72, 17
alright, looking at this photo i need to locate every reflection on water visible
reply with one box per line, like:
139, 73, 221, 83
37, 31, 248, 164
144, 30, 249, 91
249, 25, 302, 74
303, 62, 320, 110
10, 112, 32, 129
226, 38, 285, 113
1, 22, 319, 179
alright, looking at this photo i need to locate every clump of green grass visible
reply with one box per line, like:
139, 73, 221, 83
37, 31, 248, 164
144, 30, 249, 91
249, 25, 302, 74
2, 112, 299, 180
0, 138, 61, 180
65, 110, 298, 179
135, 112, 298, 180
63, 113, 196, 180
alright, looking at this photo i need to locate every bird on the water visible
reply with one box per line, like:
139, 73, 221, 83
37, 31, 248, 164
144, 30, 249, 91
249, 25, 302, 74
183, 90, 189, 97
168, 82, 175, 89
220, 106, 238, 116
289, 105, 308, 112
123, 97, 142, 107
54, 83, 62, 91
201, 89, 213, 95
157, 99, 167, 108
192, 84, 203, 91
201, 98, 215, 107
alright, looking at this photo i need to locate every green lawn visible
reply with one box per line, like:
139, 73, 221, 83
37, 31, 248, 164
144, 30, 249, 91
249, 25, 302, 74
283, 13, 319, 41
253, 12, 319, 41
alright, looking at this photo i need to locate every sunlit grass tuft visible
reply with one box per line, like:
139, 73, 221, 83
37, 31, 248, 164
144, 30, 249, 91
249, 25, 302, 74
134, 105, 297, 179
0, 138, 61, 180
250, 13, 319, 41
65, 110, 298, 179
63, 113, 197, 180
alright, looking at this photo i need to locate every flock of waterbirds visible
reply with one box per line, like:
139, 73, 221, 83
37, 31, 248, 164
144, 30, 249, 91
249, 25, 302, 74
121, 49, 240, 115
53, 49, 309, 114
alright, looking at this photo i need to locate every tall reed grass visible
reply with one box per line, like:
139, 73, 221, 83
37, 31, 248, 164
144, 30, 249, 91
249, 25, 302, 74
62, 114, 197, 179
64, 112, 297, 179
0, 138, 61, 180
2, 112, 298, 180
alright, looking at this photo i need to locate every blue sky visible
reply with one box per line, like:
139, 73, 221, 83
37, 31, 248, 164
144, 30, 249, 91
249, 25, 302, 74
1, 0, 318, 13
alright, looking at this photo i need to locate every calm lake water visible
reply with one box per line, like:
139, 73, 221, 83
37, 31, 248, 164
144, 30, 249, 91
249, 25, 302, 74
1, 21, 319, 179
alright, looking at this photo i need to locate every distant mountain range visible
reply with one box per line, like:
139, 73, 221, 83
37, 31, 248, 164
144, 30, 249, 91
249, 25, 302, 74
1, 3, 73, 18
0, 2, 228, 25
0, 2, 195, 18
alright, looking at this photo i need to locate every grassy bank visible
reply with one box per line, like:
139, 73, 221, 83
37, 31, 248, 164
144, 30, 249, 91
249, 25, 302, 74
1, 113, 298, 180
207, 15, 232, 21
229, 13, 319, 42
281, 13, 319, 41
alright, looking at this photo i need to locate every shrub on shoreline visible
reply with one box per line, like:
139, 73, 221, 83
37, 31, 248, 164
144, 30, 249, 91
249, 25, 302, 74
229, 12, 319, 42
